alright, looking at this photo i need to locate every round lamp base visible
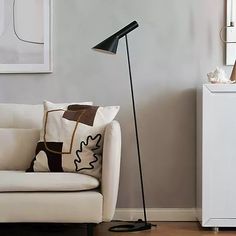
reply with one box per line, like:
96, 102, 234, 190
109, 220, 152, 232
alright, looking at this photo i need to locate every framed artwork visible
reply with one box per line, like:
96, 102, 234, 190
226, 0, 236, 65
0, 0, 53, 73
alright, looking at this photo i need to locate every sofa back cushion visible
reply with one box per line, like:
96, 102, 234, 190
0, 103, 92, 129
0, 104, 44, 129
0, 102, 93, 170
0, 129, 40, 170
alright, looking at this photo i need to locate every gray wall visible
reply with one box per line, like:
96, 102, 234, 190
0, 0, 229, 208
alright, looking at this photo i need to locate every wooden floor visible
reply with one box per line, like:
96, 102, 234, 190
1, 222, 236, 236
96, 222, 236, 236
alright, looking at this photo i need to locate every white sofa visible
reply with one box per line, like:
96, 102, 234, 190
0, 104, 121, 236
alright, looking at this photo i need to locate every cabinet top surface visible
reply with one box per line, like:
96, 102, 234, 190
204, 83, 236, 93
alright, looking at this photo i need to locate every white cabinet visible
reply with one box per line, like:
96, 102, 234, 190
197, 84, 236, 228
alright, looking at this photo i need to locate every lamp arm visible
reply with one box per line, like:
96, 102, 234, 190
114, 21, 139, 39
125, 35, 148, 224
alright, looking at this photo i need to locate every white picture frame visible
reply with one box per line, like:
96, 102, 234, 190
226, 0, 236, 65
0, 0, 53, 73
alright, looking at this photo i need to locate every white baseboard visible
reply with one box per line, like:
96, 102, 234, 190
114, 208, 197, 222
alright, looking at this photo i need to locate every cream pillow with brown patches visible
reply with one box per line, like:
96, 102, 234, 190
27, 101, 119, 179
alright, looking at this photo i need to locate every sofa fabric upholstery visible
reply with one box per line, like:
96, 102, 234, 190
0, 104, 43, 129
0, 171, 99, 192
0, 128, 40, 170
0, 102, 92, 129
102, 120, 122, 221
0, 103, 121, 224
0, 191, 103, 223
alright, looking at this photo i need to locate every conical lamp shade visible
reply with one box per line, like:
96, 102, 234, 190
93, 35, 119, 54
92, 21, 138, 54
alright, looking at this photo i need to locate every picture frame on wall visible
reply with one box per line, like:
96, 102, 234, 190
0, 0, 53, 73
226, 0, 236, 65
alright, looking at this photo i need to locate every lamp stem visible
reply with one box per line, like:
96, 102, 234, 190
125, 35, 148, 224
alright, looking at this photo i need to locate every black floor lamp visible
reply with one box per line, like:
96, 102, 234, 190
92, 21, 153, 232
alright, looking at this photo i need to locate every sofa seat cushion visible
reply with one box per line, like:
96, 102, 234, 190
0, 171, 99, 192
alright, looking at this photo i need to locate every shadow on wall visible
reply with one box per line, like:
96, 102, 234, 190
116, 88, 196, 208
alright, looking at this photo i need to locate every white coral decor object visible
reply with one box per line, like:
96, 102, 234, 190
207, 67, 234, 84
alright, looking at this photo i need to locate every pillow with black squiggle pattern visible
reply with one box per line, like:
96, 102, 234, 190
26, 101, 119, 179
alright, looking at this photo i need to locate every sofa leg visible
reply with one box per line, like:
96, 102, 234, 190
87, 223, 96, 236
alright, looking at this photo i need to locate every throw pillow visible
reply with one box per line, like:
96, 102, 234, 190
27, 101, 119, 179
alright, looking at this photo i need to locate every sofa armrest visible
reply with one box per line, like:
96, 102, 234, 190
101, 120, 121, 221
